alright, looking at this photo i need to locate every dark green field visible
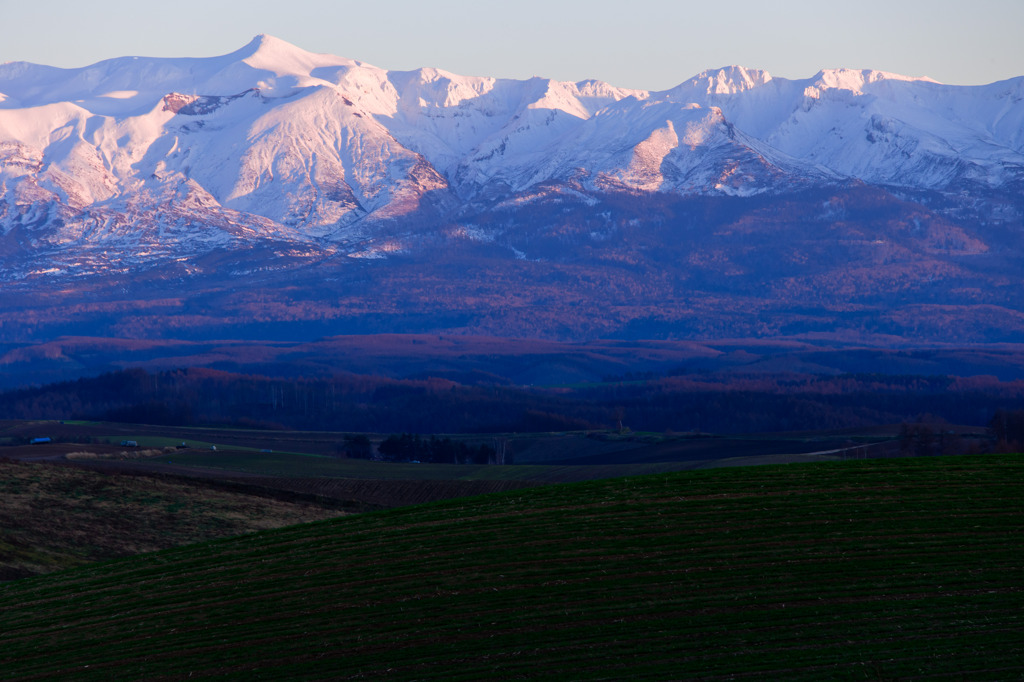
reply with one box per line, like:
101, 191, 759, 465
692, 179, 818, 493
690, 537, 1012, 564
1, 453, 1021, 679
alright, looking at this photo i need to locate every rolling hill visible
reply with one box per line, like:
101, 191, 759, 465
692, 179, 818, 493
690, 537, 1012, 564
1, 454, 1020, 679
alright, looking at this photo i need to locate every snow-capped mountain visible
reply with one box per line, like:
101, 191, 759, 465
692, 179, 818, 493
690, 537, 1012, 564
2, 34, 1021, 263
663, 66, 1024, 190
2, 36, 1024, 346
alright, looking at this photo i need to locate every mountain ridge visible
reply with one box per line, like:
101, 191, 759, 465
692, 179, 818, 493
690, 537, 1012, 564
3, 34, 1021, 241
1, 36, 1023, 344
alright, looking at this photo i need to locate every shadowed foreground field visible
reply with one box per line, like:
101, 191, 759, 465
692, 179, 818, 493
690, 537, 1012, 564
0, 458, 344, 580
1, 454, 1021, 679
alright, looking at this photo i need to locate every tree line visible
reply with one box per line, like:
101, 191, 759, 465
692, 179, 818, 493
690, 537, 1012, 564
348, 434, 498, 464
0, 367, 1022, 436
989, 409, 1024, 450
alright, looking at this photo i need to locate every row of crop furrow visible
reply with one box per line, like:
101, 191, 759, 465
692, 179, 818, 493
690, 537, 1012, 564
6, 561, 1015, 671
2, 455, 1021, 679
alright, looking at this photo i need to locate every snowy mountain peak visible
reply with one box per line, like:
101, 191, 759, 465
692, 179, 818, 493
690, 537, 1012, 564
232, 33, 349, 77
238, 33, 290, 55
674, 66, 773, 95
811, 68, 940, 94
574, 79, 647, 101
389, 67, 497, 108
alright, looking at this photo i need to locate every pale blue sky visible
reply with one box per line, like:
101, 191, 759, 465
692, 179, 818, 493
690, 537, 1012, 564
1, 0, 1021, 89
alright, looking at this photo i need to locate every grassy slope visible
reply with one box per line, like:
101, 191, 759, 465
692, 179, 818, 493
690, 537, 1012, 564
0, 459, 343, 580
0, 454, 1022, 680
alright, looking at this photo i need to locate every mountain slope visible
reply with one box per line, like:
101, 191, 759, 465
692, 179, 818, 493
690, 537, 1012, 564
3, 34, 1021, 248
671, 67, 1024, 191
1, 36, 1023, 343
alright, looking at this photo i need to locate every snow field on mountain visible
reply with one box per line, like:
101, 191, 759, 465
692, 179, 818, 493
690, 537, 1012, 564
0, 34, 1022, 251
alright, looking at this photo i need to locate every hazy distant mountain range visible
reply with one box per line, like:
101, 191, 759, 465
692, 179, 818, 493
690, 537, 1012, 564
1, 35, 1022, 344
